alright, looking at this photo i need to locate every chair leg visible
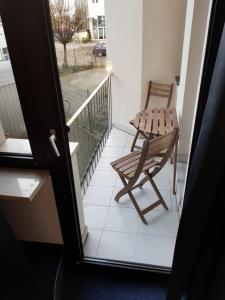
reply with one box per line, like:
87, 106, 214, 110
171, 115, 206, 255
172, 139, 178, 195
114, 175, 128, 202
115, 174, 148, 225
147, 174, 168, 210
130, 130, 140, 152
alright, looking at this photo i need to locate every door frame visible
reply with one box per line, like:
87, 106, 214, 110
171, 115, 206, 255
0, 0, 224, 273
0, 0, 83, 261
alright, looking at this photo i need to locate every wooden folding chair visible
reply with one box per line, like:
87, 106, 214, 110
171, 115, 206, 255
111, 128, 179, 225
130, 81, 174, 152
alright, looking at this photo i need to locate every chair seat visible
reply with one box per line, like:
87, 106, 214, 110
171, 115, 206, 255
111, 150, 159, 179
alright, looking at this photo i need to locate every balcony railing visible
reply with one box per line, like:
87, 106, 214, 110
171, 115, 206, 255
67, 74, 112, 191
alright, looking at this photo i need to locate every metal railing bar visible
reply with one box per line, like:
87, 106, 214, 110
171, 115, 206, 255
67, 74, 112, 127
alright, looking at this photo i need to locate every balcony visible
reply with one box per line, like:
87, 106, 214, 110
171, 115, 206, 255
65, 74, 182, 267
82, 127, 179, 266
0, 0, 209, 268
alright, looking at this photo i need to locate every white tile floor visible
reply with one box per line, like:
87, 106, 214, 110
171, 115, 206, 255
83, 127, 180, 267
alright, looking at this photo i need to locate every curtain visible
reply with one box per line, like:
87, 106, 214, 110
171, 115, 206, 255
167, 24, 225, 300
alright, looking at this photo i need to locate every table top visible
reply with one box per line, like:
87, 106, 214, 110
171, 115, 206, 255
130, 107, 179, 135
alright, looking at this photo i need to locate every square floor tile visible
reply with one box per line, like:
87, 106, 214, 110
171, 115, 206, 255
123, 147, 132, 156
101, 146, 124, 158
125, 136, 144, 148
135, 234, 175, 267
96, 157, 115, 171
83, 229, 102, 257
110, 186, 142, 208
105, 207, 139, 234
106, 137, 127, 147
110, 128, 128, 138
89, 170, 116, 187
160, 161, 174, 174
139, 186, 172, 211
97, 231, 136, 262
114, 174, 125, 187
84, 205, 108, 230
138, 210, 174, 237
154, 173, 171, 190
84, 186, 113, 206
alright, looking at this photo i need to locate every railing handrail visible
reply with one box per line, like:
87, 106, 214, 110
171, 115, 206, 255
66, 73, 112, 127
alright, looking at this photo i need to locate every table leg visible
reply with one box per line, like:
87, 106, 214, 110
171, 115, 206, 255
173, 137, 178, 195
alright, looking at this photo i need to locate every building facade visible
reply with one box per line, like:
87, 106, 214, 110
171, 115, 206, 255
0, 19, 9, 61
87, 0, 106, 40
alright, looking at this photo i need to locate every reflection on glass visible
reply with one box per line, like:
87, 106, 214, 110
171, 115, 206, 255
49, 0, 107, 121
0, 17, 31, 154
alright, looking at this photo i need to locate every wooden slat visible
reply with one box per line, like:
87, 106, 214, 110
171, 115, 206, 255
147, 130, 176, 157
159, 108, 166, 135
152, 108, 159, 135
145, 108, 153, 133
128, 160, 159, 178
151, 83, 171, 89
165, 108, 172, 133
129, 106, 178, 136
118, 157, 140, 172
139, 111, 147, 131
142, 200, 162, 215
123, 157, 155, 176
115, 154, 141, 169
151, 88, 171, 95
131, 112, 141, 128
150, 92, 170, 98
171, 107, 179, 129
111, 151, 140, 166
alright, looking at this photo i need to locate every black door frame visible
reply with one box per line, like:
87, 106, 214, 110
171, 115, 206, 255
188, 0, 225, 170
0, 0, 83, 261
0, 0, 224, 274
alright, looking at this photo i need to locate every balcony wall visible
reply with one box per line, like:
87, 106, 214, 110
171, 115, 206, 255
105, 0, 187, 132
141, 0, 187, 108
105, 0, 143, 132
177, 0, 212, 159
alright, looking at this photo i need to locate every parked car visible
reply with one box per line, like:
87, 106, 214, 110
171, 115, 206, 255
92, 42, 107, 57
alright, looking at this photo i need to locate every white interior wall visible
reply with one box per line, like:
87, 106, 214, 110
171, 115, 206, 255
141, 0, 187, 108
105, 0, 143, 131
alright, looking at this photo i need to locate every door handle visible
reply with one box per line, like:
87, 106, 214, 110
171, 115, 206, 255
49, 129, 60, 157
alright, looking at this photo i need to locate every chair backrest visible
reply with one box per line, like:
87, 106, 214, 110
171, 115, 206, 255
130, 128, 179, 184
144, 81, 174, 109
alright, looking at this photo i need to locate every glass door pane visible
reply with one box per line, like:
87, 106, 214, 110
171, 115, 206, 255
0, 17, 31, 155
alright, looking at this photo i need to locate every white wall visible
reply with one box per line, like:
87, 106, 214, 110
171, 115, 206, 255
176, 0, 212, 214
105, 0, 143, 130
105, 0, 187, 131
177, 0, 212, 158
88, 0, 105, 18
141, 0, 187, 108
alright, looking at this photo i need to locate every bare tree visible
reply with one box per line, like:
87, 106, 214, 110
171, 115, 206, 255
50, 0, 86, 67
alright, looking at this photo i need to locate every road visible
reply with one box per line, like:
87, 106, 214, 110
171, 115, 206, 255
61, 68, 108, 120
0, 59, 108, 121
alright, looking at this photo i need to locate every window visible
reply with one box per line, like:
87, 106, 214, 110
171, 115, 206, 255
2, 47, 8, 55
98, 16, 105, 27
